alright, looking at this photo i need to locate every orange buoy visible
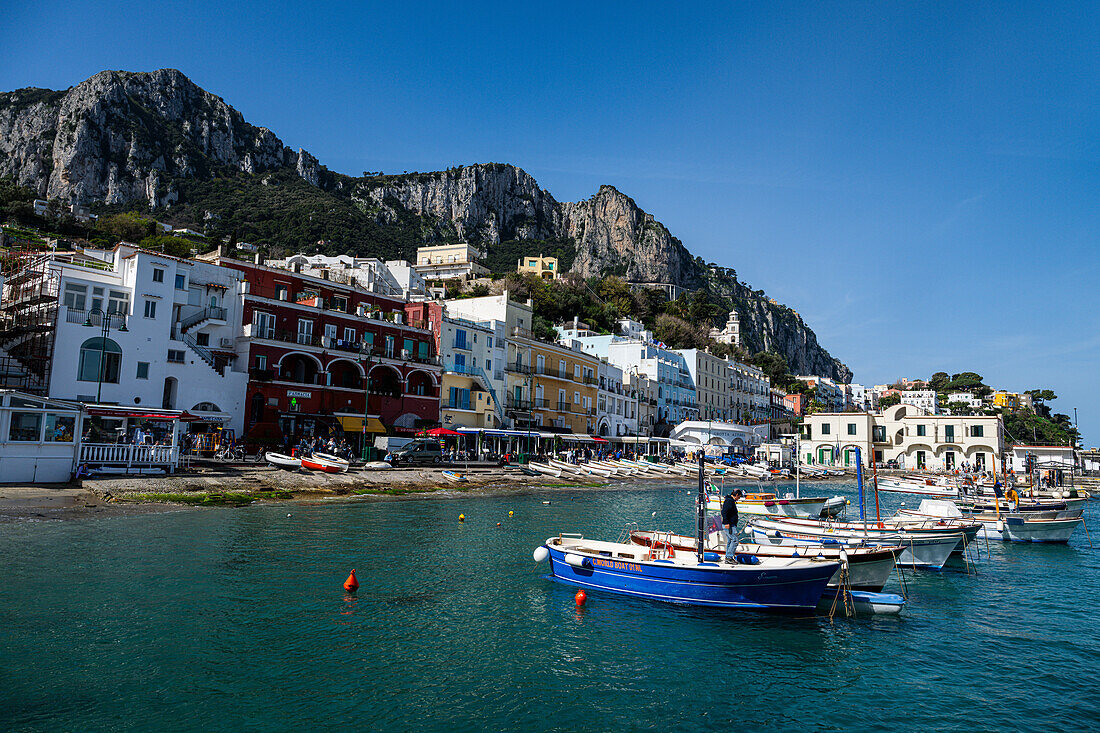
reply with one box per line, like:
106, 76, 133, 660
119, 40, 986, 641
575, 590, 586, 606
343, 569, 359, 592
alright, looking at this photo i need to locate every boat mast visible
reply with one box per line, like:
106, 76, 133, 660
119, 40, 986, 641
855, 446, 866, 527
696, 449, 706, 563
871, 449, 881, 522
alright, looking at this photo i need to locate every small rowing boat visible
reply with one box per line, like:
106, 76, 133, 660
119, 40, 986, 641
300, 452, 349, 473
265, 452, 302, 471
441, 470, 467, 482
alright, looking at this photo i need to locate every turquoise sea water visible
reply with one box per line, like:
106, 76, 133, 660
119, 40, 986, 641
3, 481, 1099, 732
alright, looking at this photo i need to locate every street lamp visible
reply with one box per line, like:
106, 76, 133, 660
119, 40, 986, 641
359, 343, 374, 460
781, 431, 801, 498
83, 307, 127, 403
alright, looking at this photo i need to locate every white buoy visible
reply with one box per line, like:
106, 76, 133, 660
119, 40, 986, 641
287, 513, 292, 517
533, 546, 549, 563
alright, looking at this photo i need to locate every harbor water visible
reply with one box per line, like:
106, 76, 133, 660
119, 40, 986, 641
3, 480, 1099, 731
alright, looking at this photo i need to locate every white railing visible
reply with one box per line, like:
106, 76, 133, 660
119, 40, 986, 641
80, 443, 179, 470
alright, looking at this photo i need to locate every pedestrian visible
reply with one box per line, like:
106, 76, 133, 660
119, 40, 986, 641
722, 490, 740, 563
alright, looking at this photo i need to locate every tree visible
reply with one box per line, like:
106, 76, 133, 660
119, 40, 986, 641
748, 351, 788, 385
929, 371, 950, 391
946, 372, 984, 390
97, 212, 156, 242
879, 393, 901, 408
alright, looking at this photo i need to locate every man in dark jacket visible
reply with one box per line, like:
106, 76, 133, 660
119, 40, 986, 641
722, 490, 741, 562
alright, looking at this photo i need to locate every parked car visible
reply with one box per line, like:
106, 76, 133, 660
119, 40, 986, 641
387, 440, 443, 466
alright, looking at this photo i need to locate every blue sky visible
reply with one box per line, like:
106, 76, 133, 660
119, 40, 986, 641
4, 1, 1099, 442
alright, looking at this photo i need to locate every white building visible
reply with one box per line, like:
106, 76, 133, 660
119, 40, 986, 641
268, 253, 428, 300
901, 390, 939, 415
708, 309, 741, 346
595, 359, 634, 438
670, 421, 768, 455
414, 243, 489, 281
676, 348, 729, 421
728, 359, 771, 423
796, 375, 846, 411
45, 244, 249, 434
0, 391, 83, 482
948, 391, 983, 410
848, 383, 877, 412
1008, 444, 1077, 474
801, 405, 1003, 471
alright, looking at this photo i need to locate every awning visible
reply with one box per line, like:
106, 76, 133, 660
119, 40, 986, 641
336, 416, 386, 433
562, 434, 595, 443
592, 436, 609, 443
85, 405, 182, 420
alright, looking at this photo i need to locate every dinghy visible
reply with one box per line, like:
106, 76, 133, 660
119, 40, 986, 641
300, 452, 349, 473
441, 470, 467, 482
898, 499, 1084, 544
529, 462, 563, 478
361, 461, 392, 471
265, 452, 302, 471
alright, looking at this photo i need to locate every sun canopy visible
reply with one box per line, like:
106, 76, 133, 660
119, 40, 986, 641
419, 427, 462, 436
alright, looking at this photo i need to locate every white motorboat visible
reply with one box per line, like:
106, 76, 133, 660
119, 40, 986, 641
707, 492, 828, 520
747, 516, 962, 569
898, 499, 1084, 544
820, 496, 848, 518
265, 452, 302, 471
876, 474, 959, 497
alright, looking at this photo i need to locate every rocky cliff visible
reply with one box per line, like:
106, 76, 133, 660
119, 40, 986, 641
0, 68, 324, 206
0, 69, 850, 381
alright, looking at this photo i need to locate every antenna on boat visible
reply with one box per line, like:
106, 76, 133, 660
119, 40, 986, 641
696, 449, 706, 564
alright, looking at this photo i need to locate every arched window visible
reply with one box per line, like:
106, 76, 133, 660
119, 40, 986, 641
78, 338, 122, 383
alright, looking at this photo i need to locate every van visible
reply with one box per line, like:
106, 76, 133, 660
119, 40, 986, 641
387, 440, 443, 467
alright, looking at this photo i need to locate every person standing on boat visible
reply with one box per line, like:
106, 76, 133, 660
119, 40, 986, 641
722, 490, 741, 562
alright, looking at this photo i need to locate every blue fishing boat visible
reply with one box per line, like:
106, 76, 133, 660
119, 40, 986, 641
532, 453, 840, 611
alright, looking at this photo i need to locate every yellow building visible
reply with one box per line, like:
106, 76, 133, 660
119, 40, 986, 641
440, 371, 499, 428
517, 254, 559, 280
992, 391, 1020, 410
506, 333, 599, 433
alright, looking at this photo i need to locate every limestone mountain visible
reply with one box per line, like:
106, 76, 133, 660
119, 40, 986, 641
0, 69, 850, 381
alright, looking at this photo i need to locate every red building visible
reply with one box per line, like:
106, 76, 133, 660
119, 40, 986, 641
783, 393, 808, 418
205, 253, 441, 448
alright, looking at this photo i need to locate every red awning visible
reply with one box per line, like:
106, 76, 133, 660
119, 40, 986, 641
419, 427, 463, 436
592, 435, 609, 443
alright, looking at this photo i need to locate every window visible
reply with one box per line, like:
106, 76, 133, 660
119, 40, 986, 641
418, 342, 428, 359
487, 336, 493, 348
255, 355, 267, 370
143, 300, 157, 319
152, 268, 164, 283
449, 387, 471, 410
574, 391, 580, 404
63, 283, 87, 310
9, 412, 41, 441
455, 353, 466, 370
971, 425, 984, 438
944, 425, 955, 442
90, 286, 104, 311
297, 318, 313, 345
916, 424, 927, 437
175, 274, 187, 290
403, 338, 414, 356
44, 414, 75, 442
136, 362, 150, 379
168, 349, 186, 364
536, 355, 545, 372
873, 425, 886, 442
78, 338, 122, 383
332, 296, 348, 312
363, 332, 375, 350
107, 290, 129, 315
486, 358, 492, 372
384, 335, 394, 357
821, 423, 831, 435
343, 327, 356, 343
196, 333, 210, 347
253, 312, 275, 339
847, 423, 857, 435
324, 324, 337, 344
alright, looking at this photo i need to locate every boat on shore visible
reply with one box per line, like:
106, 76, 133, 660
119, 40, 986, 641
265, 452, 301, 471
361, 461, 392, 471
528, 462, 562, 478
441, 470, 467, 482
300, 452, 349, 473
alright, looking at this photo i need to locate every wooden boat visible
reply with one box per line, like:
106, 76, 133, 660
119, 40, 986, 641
265, 452, 302, 471
877, 474, 958, 497
578, 462, 613, 478
441, 470, 467, 482
548, 459, 587, 476
534, 534, 839, 610
747, 516, 963, 569
300, 452, 349, 473
528, 462, 562, 478
629, 530, 899, 592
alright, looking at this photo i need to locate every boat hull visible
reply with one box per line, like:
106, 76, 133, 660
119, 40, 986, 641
817, 588, 906, 615
544, 542, 838, 610
265, 452, 301, 470
707, 495, 827, 519
978, 516, 1083, 543
747, 520, 960, 569
300, 453, 349, 473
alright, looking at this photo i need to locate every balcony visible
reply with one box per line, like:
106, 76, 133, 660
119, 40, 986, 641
249, 367, 276, 381
511, 325, 534, 339
506, 397, 533, 411
441, 400, 476, 411
66, 308, 127, 329
506, 361, 532, 374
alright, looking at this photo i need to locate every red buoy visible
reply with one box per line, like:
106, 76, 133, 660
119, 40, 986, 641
343, 569, 359, 592
575, 590, 586, 606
